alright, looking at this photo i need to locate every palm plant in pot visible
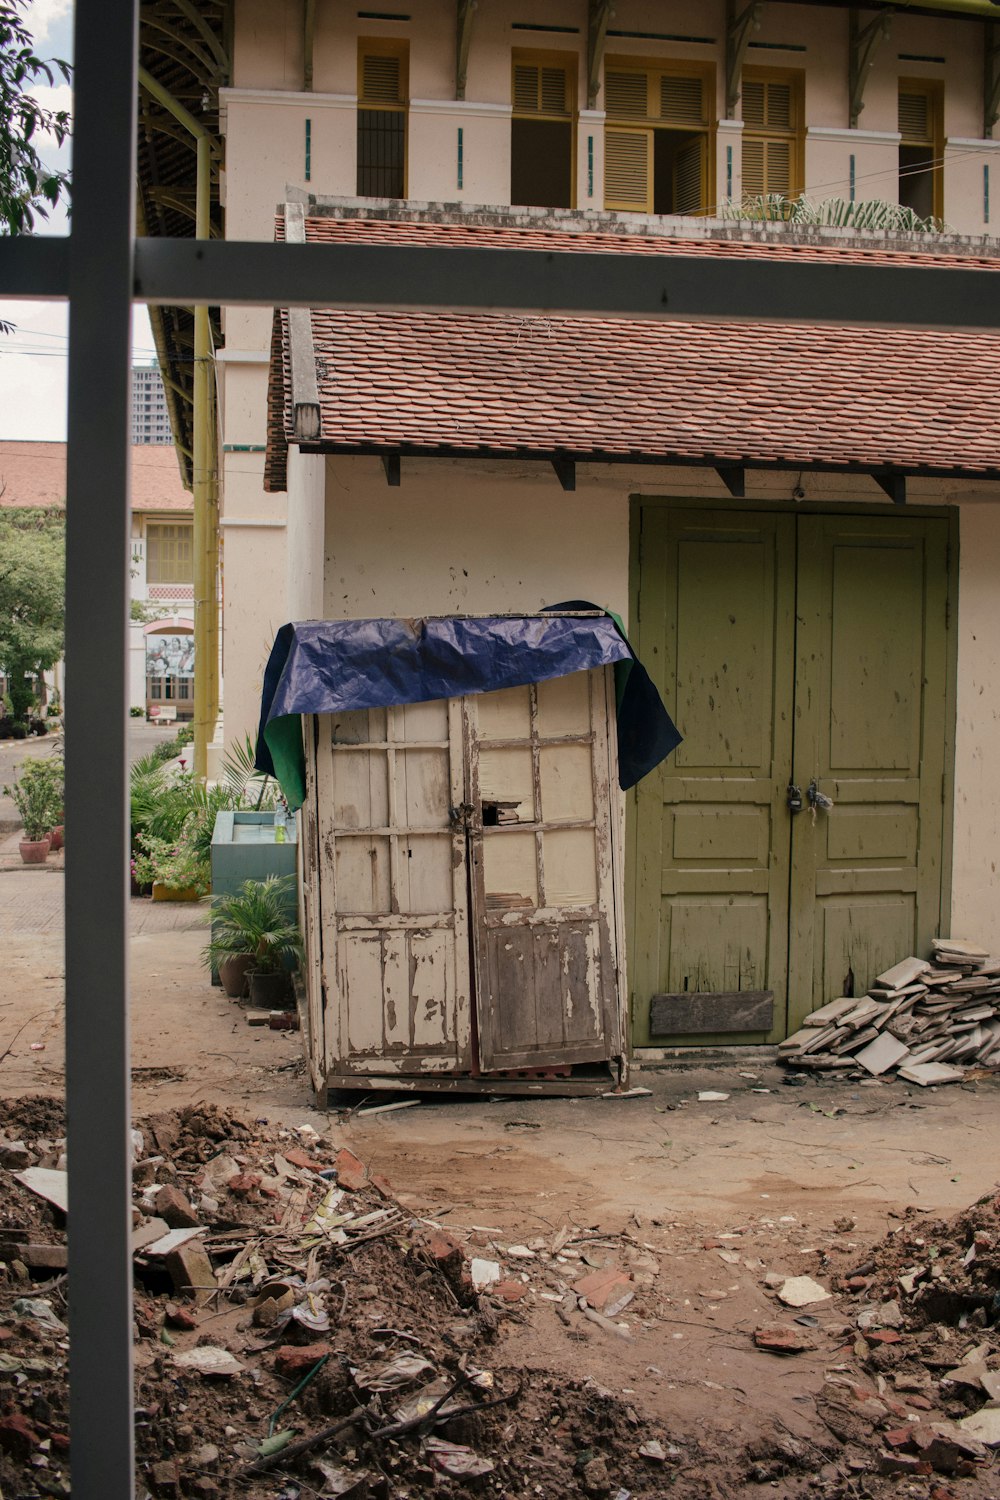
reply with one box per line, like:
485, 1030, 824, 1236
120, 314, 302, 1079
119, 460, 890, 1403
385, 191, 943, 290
204, 874, 302, 1005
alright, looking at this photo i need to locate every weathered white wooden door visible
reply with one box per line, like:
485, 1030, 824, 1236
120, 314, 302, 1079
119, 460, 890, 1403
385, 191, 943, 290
314, 699, 472, 1077
465, 670, 622, 1071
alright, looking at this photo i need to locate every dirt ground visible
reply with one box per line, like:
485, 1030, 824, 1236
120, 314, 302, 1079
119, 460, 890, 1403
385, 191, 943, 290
2, 847, 1000, 1494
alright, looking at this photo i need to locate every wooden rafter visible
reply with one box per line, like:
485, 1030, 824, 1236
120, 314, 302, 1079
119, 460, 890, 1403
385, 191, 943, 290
456, 0, 476, 101
849, 8, 892, 129
726, 0, 763, 118
587, 0, 613, 110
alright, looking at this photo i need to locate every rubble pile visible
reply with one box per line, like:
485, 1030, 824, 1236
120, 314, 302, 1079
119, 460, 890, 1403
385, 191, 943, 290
812, 1189, 1000, 1482
779, 938, 1000, 1084
0, 1100, 682, 1500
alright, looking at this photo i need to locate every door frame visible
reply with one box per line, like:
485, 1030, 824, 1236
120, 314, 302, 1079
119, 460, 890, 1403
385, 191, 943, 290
626, 492, 959, 1049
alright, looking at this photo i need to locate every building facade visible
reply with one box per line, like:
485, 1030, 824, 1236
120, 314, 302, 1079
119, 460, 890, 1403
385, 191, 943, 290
130, 362, 172, 446
137, 0, 1000, 1059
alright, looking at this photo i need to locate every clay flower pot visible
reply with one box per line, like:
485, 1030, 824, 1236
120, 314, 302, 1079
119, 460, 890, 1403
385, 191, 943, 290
218, 953, 254, 1000
47, 825, 64, 853
19, 837, 51, 866
248, 969, 292, 1008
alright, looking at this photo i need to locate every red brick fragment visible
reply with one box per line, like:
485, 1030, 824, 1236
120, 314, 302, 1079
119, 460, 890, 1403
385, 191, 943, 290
154, 1185, 200, 1229
333, 1148, 368, 1192
283, 1147, 322, 1172
492, 1280, 529, 1302
884, 1426, 917, 1449
868, 1330, 903, 1344
164, 1302, 198, 1331
0, 1412, 40, 1458
274, 1343, 333, 1380
227, 1172, 262, 1197
371, 1173, 395, 1200
753, 1326, 814, 1354
573, 1266, 632, 1311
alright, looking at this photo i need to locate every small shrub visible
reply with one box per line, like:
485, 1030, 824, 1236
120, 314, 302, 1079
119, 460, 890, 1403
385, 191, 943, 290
130, 705, 145, 718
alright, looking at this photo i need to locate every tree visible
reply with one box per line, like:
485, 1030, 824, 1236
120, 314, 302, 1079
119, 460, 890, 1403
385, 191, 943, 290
0, 510, 64, 724
0, 1, 71, 237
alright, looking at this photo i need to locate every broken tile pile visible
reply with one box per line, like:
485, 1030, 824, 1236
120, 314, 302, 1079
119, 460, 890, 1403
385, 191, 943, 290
0, 1099, 681, 1500
779, 938, 1000, 1085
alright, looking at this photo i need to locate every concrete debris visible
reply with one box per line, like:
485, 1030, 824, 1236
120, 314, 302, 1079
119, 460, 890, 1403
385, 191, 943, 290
777, 1275, 831, 1307
780, 940, 1000, 1082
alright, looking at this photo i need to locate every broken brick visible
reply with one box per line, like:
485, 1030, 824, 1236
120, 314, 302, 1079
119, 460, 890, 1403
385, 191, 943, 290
573, 1266, 632, 1312
867, 1329, 903, 1344
274, 1343, 332, 1380
164, 1242, 216, 1305
282, 1148, 321, 1172
164, 1302, 198, 1331
154, 1185, 200, 1229
753, 1326, 815, 1354
226, 1173, 262, 1198
878, 1453, 932, 1476
492, 1280, 529, 1302
150, 1458, 179, 1497
333, 1149, 368, 1192
0, 1413, 39, 1459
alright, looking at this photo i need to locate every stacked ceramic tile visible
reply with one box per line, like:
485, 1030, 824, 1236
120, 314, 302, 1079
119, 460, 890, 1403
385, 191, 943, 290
779, 939, 1000, 1085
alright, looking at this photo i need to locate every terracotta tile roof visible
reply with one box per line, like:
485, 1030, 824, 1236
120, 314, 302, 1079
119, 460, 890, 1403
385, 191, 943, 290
264, 216, 1000, 490
0, 441, 191, 512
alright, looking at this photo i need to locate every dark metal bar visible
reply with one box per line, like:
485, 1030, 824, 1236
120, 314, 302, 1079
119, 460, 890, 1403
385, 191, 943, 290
130, 238, 1000, 330
0, 235, 70, 297
64, 0, 138, 1494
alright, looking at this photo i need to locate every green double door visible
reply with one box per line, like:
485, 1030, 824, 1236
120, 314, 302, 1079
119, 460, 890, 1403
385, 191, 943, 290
631, 506, 951, 1045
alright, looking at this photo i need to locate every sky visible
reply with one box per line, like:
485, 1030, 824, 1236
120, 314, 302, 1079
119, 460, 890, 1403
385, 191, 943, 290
0, 0, 157, 442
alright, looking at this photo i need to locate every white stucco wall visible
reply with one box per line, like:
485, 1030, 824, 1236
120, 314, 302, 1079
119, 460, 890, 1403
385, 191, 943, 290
320, 456, 631, 622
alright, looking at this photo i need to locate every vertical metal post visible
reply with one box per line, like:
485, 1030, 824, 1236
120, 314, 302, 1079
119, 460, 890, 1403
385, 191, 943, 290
64, 0, 138, 1494
193, 133, 214, 780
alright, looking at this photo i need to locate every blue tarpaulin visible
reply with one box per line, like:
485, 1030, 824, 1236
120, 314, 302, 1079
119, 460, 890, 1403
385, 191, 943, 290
255, 612, 681, 808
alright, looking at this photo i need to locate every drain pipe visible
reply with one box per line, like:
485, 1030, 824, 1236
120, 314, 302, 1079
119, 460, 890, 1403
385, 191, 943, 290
138, 68, 220, 781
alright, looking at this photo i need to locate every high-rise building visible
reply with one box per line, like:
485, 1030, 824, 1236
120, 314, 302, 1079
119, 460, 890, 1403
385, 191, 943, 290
130, 361, 172, 445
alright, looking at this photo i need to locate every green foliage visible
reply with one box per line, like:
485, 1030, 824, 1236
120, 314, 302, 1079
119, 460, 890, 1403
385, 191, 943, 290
722, 194, 944, 234
222, 732, 276, 809
0, 1, 71, 236
130, 705, 146, 717
0, 511, 64, 724
132, 828, 210, 896
204, 875, 302, 975
4, 758, 61, 840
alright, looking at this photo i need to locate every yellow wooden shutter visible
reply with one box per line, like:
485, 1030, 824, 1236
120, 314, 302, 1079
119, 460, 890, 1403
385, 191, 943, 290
540, 67, 568, 115
673, 135, 704, 214
361, 52, 403, 105
742, 137, 764, 197
604, 128, 650, 209
898, 90, 931, 142
659, 74, 704, 126
742, 79, 765, 127
765, 81, 792, 129
605, 70, 649, 119
513, 63, 539, 113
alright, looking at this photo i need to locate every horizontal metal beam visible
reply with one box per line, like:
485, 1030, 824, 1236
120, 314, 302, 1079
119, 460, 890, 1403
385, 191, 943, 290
120, 239, 1000, 331
5, 236, 1000, 334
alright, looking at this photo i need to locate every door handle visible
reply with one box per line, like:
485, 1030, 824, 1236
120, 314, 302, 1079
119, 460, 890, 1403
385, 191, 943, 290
787, 783, 803, 815
807, 780, 834, 812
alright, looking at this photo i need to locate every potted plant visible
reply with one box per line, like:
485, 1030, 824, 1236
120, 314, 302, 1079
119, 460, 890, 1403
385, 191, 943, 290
132, 828, 210, 900
204, 875, 302, 1006
4, 764, 60, 864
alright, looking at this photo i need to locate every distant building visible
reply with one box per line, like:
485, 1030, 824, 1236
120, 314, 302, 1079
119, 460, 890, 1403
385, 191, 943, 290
0, 441, 194, 719
130, 362, 172, 446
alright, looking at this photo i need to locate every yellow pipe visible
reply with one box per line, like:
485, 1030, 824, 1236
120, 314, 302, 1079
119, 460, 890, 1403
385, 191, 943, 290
138, 68, 219, 780
192, 132, 214, 781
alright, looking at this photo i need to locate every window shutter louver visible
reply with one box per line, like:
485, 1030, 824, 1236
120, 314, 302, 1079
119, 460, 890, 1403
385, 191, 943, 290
742, 138, 765, 197
898, 90, 931, 141
604, 128, 649, 209
605, 70, 649, 118
540, 67, 568, 115
742, 79, 765, 126
765, 139, 790, 195
766, 82, 791, 129
514, 64, 539, 112
673, 136, 704, 214
361, 52, 402, 104
659, 74, 704, 126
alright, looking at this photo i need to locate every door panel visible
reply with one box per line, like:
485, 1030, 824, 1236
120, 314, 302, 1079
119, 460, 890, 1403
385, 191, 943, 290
632, 508, 795, 1044
788, 514, 948, 1026
468, 670, 620, 1070
315, 699, 473, 1075
632, 504, 950, 1044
